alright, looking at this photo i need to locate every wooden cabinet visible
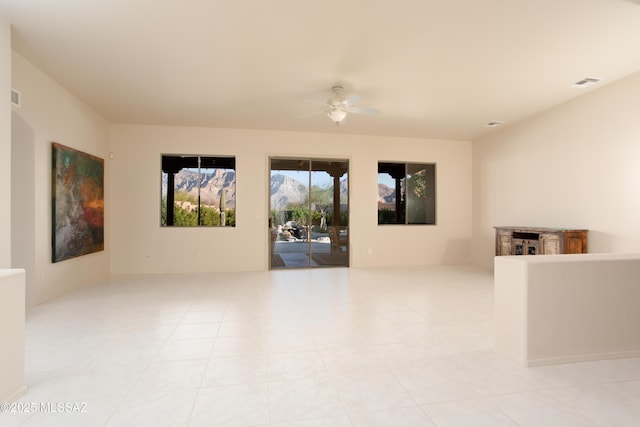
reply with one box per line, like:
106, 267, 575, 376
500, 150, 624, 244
494, 226, 587, 256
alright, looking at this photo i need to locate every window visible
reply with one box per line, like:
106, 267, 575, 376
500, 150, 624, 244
378, 162, 436, 225
161, 155, 236, 227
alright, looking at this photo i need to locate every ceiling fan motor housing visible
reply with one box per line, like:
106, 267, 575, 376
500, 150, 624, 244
303, 85, 378, 124
329, 97, 346, 107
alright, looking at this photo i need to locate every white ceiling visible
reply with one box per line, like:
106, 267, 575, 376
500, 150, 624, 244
2, 0, 640, 140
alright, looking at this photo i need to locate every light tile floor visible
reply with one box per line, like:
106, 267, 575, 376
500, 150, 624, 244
3, 265, 640, 426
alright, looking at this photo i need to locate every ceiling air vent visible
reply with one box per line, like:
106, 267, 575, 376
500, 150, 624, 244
571, 77, 600, 88
11, 89, 21, 107
486, 121, 504, 127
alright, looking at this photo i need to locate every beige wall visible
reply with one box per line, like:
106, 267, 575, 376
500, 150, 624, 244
11, 53, 111, 305
472, 71, 640, 267
110, 125, 472, 274
0, 17, 10, 267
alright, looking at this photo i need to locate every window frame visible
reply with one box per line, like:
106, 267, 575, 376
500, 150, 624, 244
161, 154, 236, 227
377, 161, 436, 226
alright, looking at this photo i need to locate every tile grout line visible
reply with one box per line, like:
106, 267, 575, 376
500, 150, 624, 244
182, 299, 223, 427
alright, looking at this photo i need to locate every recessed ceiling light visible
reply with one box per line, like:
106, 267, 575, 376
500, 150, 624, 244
486, 121, 504, 127
571, 77, 601, 88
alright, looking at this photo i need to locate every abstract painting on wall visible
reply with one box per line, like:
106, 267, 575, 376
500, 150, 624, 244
52, 143, 104, 263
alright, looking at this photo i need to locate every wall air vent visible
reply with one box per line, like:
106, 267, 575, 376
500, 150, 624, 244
11, 89, 21, 107
571, 77, 600, 88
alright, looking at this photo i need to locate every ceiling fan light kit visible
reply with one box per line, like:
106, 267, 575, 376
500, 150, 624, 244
328, 109, 348, 123
305, 85, 380, 125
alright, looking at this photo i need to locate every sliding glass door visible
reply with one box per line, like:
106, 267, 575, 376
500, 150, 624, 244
269, 158, 349, 269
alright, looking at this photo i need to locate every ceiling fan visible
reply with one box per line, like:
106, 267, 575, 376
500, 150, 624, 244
303, 85, 380, 125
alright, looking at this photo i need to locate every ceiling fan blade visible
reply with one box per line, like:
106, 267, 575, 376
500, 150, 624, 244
301, 110, 327, 118
346, 106, 380, 115
304, 99, 329, 106
345, 95, 363, 106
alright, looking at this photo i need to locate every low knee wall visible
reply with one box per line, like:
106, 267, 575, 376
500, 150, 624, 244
495, 253, 640, 367
0, 269, 26, 402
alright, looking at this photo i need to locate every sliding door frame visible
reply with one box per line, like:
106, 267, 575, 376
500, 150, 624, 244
268, 156, 350, 269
